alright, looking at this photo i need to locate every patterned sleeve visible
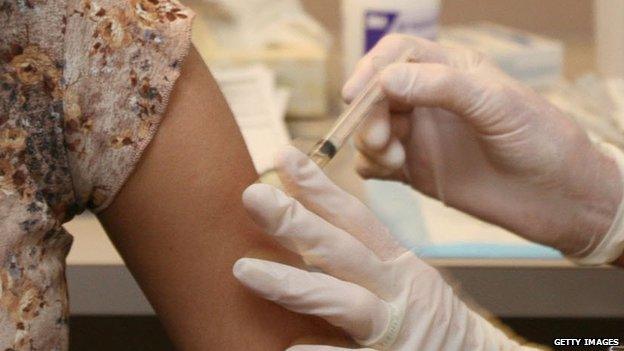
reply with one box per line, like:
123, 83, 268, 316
63, 0, 194, 211
0, 0, 193, 349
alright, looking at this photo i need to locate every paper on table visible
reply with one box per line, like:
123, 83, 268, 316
212, 65, 291, 173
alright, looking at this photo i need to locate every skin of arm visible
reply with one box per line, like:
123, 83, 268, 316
97, 47, 351, 350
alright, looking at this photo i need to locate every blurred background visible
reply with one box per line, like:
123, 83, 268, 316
68, 0, 624, 349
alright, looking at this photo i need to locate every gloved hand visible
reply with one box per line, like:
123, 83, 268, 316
345, 34, 624, 263
233, 146, 537, 350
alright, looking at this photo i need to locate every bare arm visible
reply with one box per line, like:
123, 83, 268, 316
97, 47, 350, 349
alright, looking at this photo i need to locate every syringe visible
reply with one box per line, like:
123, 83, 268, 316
258, 48, 415, 186
308, 48, 415, 168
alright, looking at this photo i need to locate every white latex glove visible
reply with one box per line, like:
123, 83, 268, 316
233, 146, 537, 350
344, 34, 624, 263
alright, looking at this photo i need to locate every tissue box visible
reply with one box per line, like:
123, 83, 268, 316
192, 19, 328, 119
439, 22, 564, 88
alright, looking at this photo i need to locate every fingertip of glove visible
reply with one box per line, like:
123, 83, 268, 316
233, 258, 290, 300
233, 258, 277, 280
232, 258, 252, 281
242, 183, 275, 210
363, 123, 389, 151
384, 139, 406, 169
275, 145, 308, 175
232, 258, 276, 292
342, 80, 358, 103
242, 180, 303, 237
242, 183, 290, 231
286, 346, 316, 351
275, 144, 323, 189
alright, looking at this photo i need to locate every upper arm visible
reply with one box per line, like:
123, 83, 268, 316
97, 47, 350, 349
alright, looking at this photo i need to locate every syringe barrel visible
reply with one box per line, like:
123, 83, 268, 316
323, 81, 384, 152
307, 48, 414, 167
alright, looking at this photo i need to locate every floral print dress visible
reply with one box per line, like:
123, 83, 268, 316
0, 0, 193, 349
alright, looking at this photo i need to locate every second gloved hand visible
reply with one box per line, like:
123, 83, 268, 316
345, 34, 624, 261
233, 146, 535, 350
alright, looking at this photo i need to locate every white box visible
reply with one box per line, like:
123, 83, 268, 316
439, 22, 564, 88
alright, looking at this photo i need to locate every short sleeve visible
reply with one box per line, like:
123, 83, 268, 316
63, 0, 195, 211
1, 1, 194, 348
